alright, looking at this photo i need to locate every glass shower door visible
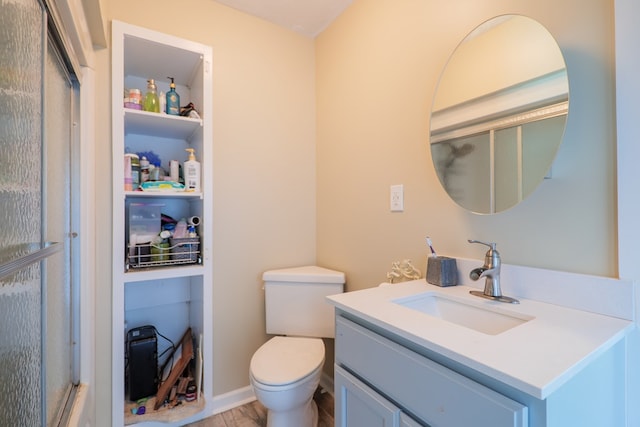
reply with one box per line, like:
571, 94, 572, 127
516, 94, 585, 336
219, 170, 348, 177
0, 0, 46, 426
0, 0, 76, 425
0, 0, 46, 425
44, 36, 76, 427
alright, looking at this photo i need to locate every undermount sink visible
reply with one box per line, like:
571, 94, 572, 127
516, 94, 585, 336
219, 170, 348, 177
393, 292, 534, 335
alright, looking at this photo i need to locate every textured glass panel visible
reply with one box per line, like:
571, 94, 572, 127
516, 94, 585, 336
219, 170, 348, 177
44, 40, 73, 425
0, 264, 42, 426
0, 1, 44, 426
431, 133, 491, 213
0, 0, 43, 247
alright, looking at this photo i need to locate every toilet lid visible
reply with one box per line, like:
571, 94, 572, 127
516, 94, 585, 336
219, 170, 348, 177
250, 337, 325, 386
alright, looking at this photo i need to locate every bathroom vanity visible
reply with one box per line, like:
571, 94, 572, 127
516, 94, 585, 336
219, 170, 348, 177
327, 263, 634, 427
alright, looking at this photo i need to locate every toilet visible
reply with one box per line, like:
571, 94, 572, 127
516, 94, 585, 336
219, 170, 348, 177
250, 265, 345, 427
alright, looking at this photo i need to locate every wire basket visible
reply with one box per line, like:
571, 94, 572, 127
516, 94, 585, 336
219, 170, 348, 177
127, 238, 200, 269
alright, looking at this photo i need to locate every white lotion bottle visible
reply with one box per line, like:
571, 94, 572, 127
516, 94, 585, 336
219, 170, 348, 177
184, 148, 201, 192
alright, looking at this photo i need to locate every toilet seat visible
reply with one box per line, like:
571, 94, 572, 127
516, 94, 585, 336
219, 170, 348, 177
250, 336, 325, 386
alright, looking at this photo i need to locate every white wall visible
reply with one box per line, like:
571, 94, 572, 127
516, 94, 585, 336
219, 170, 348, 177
434, 15, 566, 110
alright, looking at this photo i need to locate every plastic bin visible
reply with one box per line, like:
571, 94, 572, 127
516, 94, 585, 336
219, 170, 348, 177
170, 237, 200, 263
128, 203, 163, 244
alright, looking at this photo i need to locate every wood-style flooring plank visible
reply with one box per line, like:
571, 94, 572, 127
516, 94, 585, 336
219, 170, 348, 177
315, 389, 334, 427
221, 400, 266, 427
185, 388, 333, 427
186, 412, 228, 427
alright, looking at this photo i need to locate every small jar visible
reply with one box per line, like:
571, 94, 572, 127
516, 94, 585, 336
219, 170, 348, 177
124, 88, 142, 110
129, 88, 142, 104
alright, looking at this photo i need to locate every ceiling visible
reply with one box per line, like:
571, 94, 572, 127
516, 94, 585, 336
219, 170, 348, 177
214, 0, 353, 38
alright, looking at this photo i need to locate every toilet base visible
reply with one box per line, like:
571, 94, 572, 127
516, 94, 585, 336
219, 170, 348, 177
266, 398, 318, 427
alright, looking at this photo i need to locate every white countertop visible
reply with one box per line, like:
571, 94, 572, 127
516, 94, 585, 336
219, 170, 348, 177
327, 280, 634, 399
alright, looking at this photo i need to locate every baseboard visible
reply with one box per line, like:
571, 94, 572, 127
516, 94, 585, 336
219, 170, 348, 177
319, 372, 335, 396
210, 373, 334, 416
211, 385, 256, 415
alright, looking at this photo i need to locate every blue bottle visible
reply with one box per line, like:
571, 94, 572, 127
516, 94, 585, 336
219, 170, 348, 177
166, 77, 180, 115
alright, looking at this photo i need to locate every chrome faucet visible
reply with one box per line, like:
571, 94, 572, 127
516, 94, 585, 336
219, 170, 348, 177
468, 240, 519, 304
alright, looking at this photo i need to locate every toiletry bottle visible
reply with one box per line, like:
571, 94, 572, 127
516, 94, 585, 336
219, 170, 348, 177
150, 231, 170, 262
143, 79, 160, 113
124, 155, 133, 191
173, 218, 188, 239
166, 77, 181, 115
140, 156, 150, 182
125, 153, 140, 190
169, 160, 179, 183
184, 148, 201, 192
159, 91, 166, 114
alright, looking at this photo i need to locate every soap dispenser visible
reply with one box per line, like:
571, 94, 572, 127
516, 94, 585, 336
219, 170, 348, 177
184, 148, 201, 192
143, 79, 160, 113
166, 77, 180, 115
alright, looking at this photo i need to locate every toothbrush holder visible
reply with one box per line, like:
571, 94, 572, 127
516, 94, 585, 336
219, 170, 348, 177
426, 256, 458, 287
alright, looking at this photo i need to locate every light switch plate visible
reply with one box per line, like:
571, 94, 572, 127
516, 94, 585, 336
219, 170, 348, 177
390, 184, 404, 212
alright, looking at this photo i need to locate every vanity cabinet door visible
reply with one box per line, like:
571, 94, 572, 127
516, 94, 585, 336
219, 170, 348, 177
400, 413, 425, 427
335, 365, 401, 427
336, 316, 528, 427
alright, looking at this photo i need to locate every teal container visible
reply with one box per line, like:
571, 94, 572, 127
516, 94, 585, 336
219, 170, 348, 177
166, 77, 180, 115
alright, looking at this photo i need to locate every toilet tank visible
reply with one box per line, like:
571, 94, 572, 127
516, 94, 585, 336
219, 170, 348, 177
263, 266, 345, 338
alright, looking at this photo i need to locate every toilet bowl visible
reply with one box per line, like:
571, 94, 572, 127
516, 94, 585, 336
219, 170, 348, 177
250, 336, 325, 427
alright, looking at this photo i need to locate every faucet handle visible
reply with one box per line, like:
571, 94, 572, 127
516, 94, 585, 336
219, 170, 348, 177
467, 239, 496, 251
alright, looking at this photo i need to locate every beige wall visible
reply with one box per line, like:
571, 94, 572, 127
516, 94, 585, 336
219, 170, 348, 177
93, 0, 616, 424
434, 16, 566, 109
316, 0, 616, 293
94, 0, 317, 423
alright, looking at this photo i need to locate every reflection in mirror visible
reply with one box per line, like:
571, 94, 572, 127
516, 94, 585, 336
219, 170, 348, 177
430, 15, 569, 214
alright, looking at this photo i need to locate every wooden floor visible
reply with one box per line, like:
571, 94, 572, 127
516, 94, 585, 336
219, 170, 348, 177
186, 388, 334, 427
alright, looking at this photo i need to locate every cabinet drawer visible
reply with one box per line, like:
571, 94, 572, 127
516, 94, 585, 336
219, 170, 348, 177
336, 316, 528, 427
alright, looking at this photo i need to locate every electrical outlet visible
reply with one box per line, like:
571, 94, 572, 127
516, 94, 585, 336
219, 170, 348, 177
390, 184, 404, 212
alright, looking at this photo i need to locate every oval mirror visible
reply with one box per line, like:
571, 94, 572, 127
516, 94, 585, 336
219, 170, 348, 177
430, 15, 569, 214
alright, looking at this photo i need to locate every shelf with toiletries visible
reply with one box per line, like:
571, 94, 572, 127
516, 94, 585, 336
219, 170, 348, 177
123, 112, 204, 196
112, 20, 213, 426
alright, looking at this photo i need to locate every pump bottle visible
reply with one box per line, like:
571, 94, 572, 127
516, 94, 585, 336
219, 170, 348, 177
143, 79, 160, 113
166, 77, 181, 115
184, 148, 201, 192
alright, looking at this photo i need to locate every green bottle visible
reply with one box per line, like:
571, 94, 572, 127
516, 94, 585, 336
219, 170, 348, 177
143, 79, 160, 113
